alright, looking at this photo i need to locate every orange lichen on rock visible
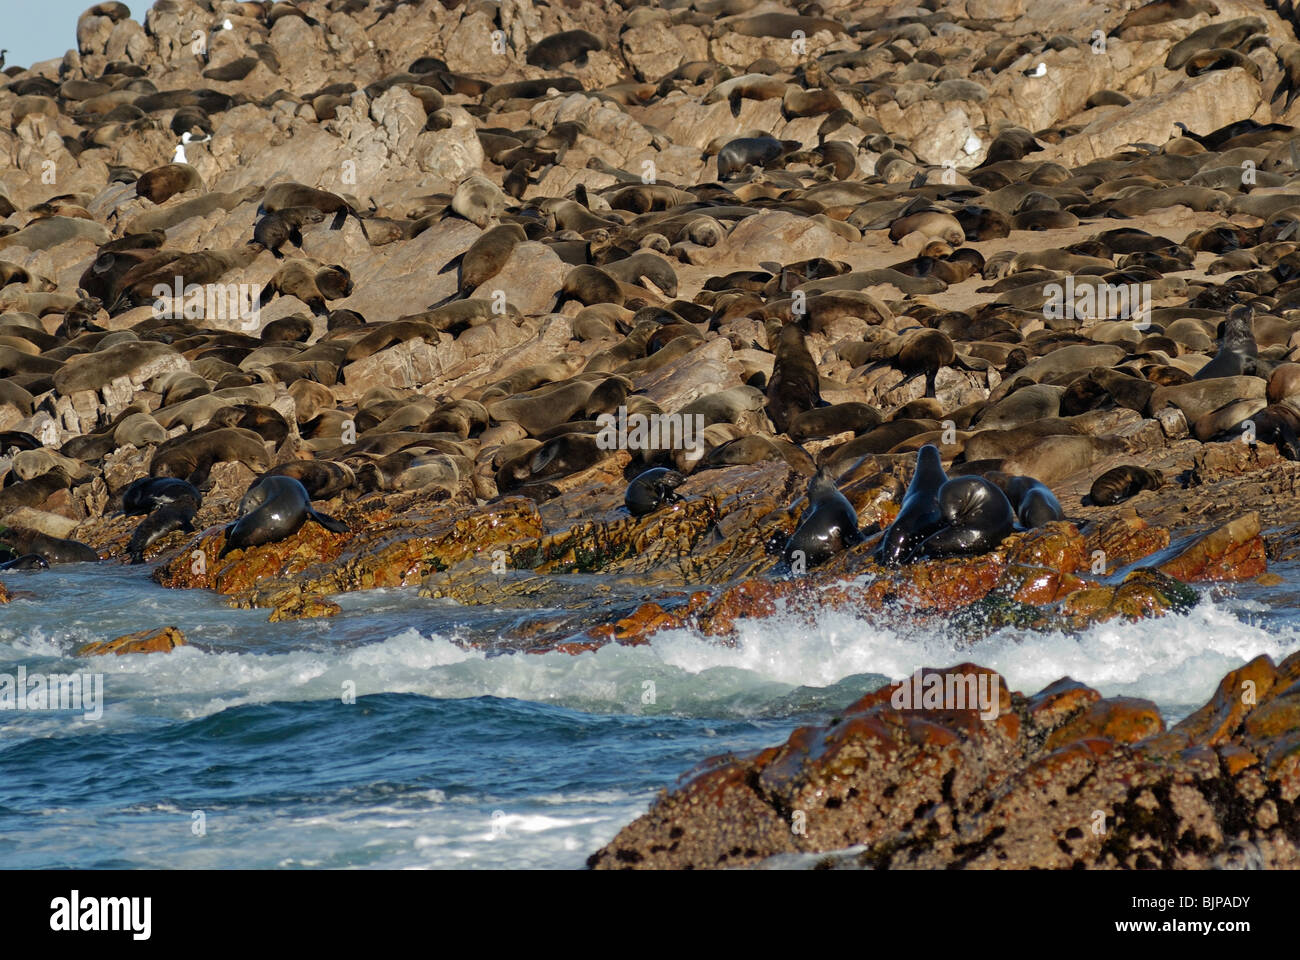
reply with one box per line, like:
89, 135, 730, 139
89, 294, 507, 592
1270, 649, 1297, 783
79, 626, 187, 657
1158, 512, 1267, 583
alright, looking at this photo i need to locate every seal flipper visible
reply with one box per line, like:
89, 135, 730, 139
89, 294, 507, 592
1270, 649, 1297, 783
217, 519, 243, 559
1265, 417, 1300, 461
766, 530, 791, 559
1279, 427, 1300, 461
308, 509, 350, 534
0, 554, 49, 571
895, 518, 946, 564
841, 523, 867, 548
915, 523, 982, 560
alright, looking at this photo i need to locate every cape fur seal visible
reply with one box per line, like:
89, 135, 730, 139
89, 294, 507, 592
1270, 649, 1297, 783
1, 530, 98, 565
1002, 476, 1064, 528
916, 476, 1017, 560
456, 223, 527, 294
127, 498, 200, 564
149, 427, 271, 486
876, 444, 948, 566
1193, 304, 1258, 380
122, 476, 202, 516
259, 260, 353, 317
526, 30, 604, 68
253, 206, 327, 258
1089, 465, 1164, 505
258, 182, 369, 237
135, 163, 202, 204
219, 476, 349, 558
625, 467, 685, 517
782, 469, 865, 569
451, 175, 509, 228
766, 324, 823, 434
716, 136, 797, 178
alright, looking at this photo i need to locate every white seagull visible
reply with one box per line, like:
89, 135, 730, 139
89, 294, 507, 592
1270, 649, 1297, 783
1023, 62, 1047, 78
173, 131, 209, 163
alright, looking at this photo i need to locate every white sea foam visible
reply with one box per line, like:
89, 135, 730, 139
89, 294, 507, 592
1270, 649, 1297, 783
3, 588, 1295, 734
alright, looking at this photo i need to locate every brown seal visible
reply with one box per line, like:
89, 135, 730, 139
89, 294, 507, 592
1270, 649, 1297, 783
1089, 465, 1164, 505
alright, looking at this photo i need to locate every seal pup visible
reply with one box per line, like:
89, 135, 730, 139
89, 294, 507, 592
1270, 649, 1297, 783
1089, 465, 1164, 505
625, 467, 685, 517
259, 260, 353, 317
526, 29, 603, 68
782, 469, 864, 569
219, 476, 350, 558
917, 477, 1017, 559
121, 476, 204, 564
258, 182, 369, 237
876, 443, 948, 566
253, 207, 327, 258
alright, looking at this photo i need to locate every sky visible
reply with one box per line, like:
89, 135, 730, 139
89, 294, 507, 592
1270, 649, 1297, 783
4, 0, 117, 71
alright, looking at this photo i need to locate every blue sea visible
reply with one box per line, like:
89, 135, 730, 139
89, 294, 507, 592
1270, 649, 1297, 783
2, 562, 1298, 869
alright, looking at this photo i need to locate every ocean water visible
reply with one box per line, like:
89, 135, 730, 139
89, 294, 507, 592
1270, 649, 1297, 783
1, 562, 1297, 869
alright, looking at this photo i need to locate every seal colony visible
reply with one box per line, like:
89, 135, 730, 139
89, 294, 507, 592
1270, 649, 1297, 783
0, 4, 1290, 621
0, 0, 1298, 876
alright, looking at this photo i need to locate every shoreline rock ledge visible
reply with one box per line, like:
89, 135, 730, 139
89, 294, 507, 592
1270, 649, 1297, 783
588, 657, 1300, 869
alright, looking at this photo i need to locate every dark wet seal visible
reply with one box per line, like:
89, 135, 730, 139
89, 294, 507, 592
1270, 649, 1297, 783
219, 476, 349, 558
916, 476, 1017, 559
876, 443, 948, 566
625, 467, 685, 517
782, 469, 864, 569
